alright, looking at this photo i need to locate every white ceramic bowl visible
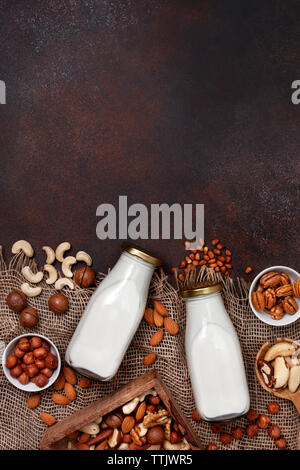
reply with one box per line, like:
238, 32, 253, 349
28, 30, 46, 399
2, 333, 61, 391
249, 266, 300, 326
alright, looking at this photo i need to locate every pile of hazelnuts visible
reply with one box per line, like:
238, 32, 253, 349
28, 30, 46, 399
5, 336, 58, 388
6, 266, 96, 327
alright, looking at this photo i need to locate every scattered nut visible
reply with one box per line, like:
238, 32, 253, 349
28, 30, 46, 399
44, 264, 58, 285
19, 307, 39, 328
48, 293, 69, 314
42, 246, 56, 264
267, 402, 279, 414
62, 256, 77, 278
55, 278, 74, 290
20, 283, 42, 297
6, 290, 27, 312
21, 266, 43, 284
55, 242, 71, 262
12, 240, 34, 258
76, 250, 92, 266
268, 424, 281, 439
257, 414, 270, 429
74, 266, 96, 288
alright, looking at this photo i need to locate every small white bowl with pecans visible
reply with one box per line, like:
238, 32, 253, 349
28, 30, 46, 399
249, 266, 300, 326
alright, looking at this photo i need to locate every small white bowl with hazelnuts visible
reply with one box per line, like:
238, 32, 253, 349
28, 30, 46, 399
2, 333, 61, 392
249, 266, 300, 326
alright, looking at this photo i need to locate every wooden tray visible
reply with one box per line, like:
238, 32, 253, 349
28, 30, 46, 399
40, 370, 202, 450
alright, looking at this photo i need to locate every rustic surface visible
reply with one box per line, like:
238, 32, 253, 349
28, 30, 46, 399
0, 0, 299, 277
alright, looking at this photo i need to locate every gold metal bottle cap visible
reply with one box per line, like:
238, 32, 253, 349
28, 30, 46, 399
180, 280, 223, 298
121, 242, 162, 267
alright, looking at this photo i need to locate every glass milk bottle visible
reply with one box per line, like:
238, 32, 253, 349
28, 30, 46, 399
181, 281, 250, 422
66, 243, 162, 380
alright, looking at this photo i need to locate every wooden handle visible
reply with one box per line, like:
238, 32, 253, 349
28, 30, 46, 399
291, 393, 300, 415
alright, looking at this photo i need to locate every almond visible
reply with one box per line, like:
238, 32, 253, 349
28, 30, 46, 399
149, 329, 164, 346
27, 393, 41, 409
95, 439, 108, 450
143, 353, 157, 366
121, 416, 135, 434
153, 300, 168, 317
40, 412, 56, 426
63, 366, 77, 385
164, 317, 179, 335
75, 442, 89, 450
64, 382, 76, 401
52, 393, 70, 405
53, 372, 65, 391
153, 310, 164, 327
79, 377, 91, 388
135, 401, 147, 422
78, 433, 90, 443
143, 308, 155, 326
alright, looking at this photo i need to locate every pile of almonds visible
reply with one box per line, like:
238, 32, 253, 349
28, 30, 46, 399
142, 300, 179, 366
251, 272, 300, 320
27, 366, 91, 425
64, 389, 191, 450
171, 238, 247, 282
192, 402, 287, 449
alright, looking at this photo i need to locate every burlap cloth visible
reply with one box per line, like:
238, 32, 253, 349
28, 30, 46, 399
0, 249, 299, 450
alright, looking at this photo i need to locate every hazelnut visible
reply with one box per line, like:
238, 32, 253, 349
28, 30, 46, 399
33, 347, 48, 359
268, 424, 281, 439
231, 427, 243, 440
220, 433, 231, 445
48, 293, 69, 314
122, 434, 132, 443
206, 443, 218, 450
149, 396, 160, 405
170, 431, 181, 444
19, 307, 39, 328
267, 402, 279, 414
275, 437, 286, 449
41, 340, 50, 351
10, 365, 22, 377
14, 346, 25, 358
105, 413, 123, 428
192, 409, 201, 421
245, 424, 259, 437
147, 426, 165, 445
18, 372, 29, 385
35, 359, 45, 369
23, 352, 35, 365
257, 414, 270, 429
44, 352, 58, 369
5, 354, 17, 369
40, 367, 53, 378
246, 409, 258, 422
31, 373, 48, 388
6, 290, 27, 312
74, 266, 96, 288
30, 336, 42, 349
17, 338, 30, 352
26, 364, 39, 378
210, 423, 223, 434
146, 405, 156, 414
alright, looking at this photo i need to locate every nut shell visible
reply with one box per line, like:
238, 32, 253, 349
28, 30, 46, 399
74, 267, 96, 288
6, 290, 27, 312
19, 307, 39, 328
48, 293, 69, 314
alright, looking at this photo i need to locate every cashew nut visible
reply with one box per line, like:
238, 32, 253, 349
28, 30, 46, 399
44, 264, 58, 285
62, 256, 77, 278
118, 443, 129, 450
288, 365, 300, 393
20, 282, 42, 297
79, 422, 100, 435
12, 240, 34, 257
55, 278, 74, 290
264, 342, 295, 362
21, 266, 44, 284
138, 388, 157, 402
122, 397, 139, 415
55, 242, 71, 262
76, 250, 92, 266
42, 246, 55, 264
273, 357, 289, 389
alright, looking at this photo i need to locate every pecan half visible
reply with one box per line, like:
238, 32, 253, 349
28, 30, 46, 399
270, 305, 284, 320
281, 297, 298, 315
264, 288, 276, 310
280, 273, 291, 286
251, 291, 265, 311
293, 280, 300, 299
275, 284, 293, 297
260, 272, 281, 288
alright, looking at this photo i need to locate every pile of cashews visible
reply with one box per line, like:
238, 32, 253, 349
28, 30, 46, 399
11, 240, 93, 298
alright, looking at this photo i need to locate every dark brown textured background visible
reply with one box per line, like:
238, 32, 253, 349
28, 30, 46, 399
0, 0, 299, 277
